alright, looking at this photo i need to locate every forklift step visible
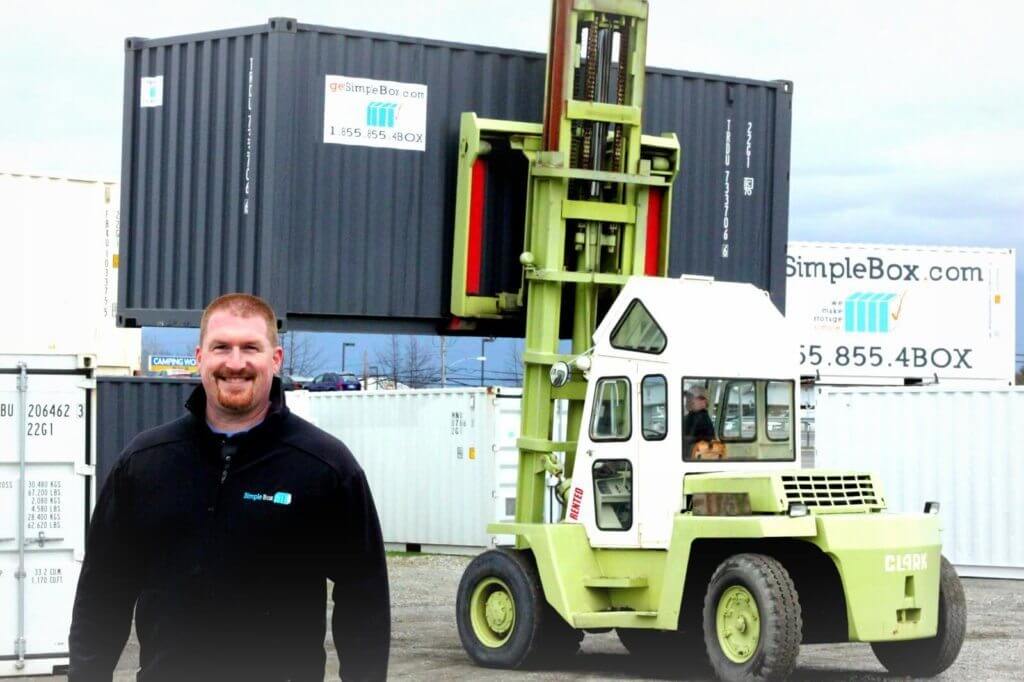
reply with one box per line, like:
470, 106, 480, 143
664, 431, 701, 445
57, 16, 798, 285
582, 576, 649, 588
573, 610, 658, 628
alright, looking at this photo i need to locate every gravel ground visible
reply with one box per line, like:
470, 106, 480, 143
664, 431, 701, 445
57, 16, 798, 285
24, 553, 1023, 681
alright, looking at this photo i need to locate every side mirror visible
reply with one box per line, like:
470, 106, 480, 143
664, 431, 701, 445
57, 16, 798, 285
549, 361, 571, 387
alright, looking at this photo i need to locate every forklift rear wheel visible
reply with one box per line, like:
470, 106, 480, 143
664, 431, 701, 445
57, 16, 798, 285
870, 555, 966, 677
702, 553, 801, 682
456, 548, 578, 668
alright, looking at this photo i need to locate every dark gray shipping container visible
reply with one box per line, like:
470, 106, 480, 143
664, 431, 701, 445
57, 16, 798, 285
95, 376, 198, 491
118, 18, 791, 333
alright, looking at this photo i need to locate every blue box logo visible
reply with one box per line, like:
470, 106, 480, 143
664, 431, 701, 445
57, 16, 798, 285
273, 492, 292, 505
844, 292, 898, 333
366, 102, 398, 128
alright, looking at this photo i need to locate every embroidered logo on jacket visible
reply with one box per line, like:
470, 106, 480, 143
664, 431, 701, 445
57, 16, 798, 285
242, 491, 293, 505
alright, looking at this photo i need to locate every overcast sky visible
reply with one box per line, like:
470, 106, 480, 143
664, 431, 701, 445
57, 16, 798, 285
4, 0, 1022, 361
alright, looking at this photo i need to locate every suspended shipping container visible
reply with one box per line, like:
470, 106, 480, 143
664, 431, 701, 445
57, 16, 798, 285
117, 18, 792, 333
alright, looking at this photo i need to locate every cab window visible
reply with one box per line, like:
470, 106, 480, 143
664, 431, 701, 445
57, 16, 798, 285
641, 375, 667, 440
721, 381, 757, 441
590, 377, 631, 441
766, 381, 793, 441
682, 377, 796, 462
592, 460, 633, 530
610, 300, 666, 354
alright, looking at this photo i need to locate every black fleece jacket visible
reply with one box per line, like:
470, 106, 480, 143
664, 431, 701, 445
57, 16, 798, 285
69, 380, 390, 681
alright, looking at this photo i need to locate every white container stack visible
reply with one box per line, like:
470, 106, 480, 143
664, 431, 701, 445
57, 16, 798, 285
1, 354, 95, 676
0, 172, 141, 375
293, 387, 564, 553
815, 385, 1024, 579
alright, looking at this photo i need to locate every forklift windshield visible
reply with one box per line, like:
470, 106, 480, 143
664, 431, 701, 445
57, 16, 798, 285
682, 377, 795, 462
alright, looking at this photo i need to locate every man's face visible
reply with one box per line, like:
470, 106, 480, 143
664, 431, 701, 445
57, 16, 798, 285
196, 311, 283, 418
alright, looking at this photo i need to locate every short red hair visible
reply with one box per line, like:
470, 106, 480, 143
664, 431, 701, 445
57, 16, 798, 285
199, 293, 279, 346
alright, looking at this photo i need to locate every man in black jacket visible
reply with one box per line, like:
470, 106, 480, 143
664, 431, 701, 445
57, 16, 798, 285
684, 386, 716, 456
69, 293, 390, 681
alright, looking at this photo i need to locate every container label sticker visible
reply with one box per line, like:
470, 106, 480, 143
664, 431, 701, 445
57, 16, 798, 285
140, 76, 163, 108
26, 479, 63, 532
323, 75, 427, 151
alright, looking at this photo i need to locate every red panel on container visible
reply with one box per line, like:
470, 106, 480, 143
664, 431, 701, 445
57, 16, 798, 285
466, 158, 488, 295
644, 188, 664, 275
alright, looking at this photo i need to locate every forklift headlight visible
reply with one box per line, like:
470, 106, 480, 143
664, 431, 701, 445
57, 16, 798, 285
923, 501, 940, 515
787, 502, 810, 518
549, 362, 571, 387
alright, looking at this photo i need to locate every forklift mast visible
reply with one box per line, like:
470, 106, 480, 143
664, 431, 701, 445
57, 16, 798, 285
450, 0, 679, 529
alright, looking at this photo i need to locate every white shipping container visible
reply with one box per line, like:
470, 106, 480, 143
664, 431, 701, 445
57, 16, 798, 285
0, 172, 141, 374
815, 386, 1024, 579
1, 355, 95, 676
294, 388, 565, 553
787, 241, 1014, 386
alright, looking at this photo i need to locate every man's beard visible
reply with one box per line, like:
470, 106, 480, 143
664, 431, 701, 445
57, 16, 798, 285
213, 372, 258, 412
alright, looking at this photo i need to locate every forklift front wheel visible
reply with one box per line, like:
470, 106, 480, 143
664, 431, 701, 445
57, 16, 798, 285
702, 553, 802, 682
469, 577, 517, 648
457, 548, 567, 668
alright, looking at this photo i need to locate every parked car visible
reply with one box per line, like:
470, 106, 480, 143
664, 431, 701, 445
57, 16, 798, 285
306, 372, 361, 392
279, 375, 304, 391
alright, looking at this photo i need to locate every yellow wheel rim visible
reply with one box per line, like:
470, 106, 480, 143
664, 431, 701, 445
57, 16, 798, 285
716, 585, 761, 663
469, 577, 516, 648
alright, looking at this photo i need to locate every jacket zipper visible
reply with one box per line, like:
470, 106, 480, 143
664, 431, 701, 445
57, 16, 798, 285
220, 450, 232, 483
209, 442, 234, 513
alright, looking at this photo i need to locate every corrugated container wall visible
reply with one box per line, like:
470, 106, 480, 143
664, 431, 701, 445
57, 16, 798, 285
94, 377, 199, 491
815, 386, 1024, 579
94, 381, 561, 551
293, 387, 566, 551
0, 173, 141, 374
118, 18, 792, 332
2, 355, 94, 676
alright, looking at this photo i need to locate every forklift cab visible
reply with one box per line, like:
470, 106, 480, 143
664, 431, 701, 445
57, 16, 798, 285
563, 276, 800, 549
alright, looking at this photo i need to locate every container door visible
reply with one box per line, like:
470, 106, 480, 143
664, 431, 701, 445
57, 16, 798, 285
0, 370, 90, 676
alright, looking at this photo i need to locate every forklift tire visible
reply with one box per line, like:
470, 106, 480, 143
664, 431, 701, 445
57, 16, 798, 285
456, 548, 579, 669
702, 553, 802, 682
870, 555, 966, 677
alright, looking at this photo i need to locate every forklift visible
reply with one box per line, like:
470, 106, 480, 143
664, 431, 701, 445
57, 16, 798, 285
448, 1, 965, 680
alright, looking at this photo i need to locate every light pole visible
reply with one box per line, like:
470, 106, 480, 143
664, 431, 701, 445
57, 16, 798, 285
444, 355, 486, 387
341, 342, 355, 373
480, 337, 495, 386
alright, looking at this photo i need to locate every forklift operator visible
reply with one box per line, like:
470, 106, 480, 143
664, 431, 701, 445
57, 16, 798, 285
684, 386, 716, 448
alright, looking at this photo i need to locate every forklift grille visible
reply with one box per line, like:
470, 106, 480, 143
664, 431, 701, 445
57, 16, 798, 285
781, 474, 881, 509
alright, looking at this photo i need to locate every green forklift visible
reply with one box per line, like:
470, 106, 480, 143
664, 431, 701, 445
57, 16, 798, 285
449, 2, 965, 680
